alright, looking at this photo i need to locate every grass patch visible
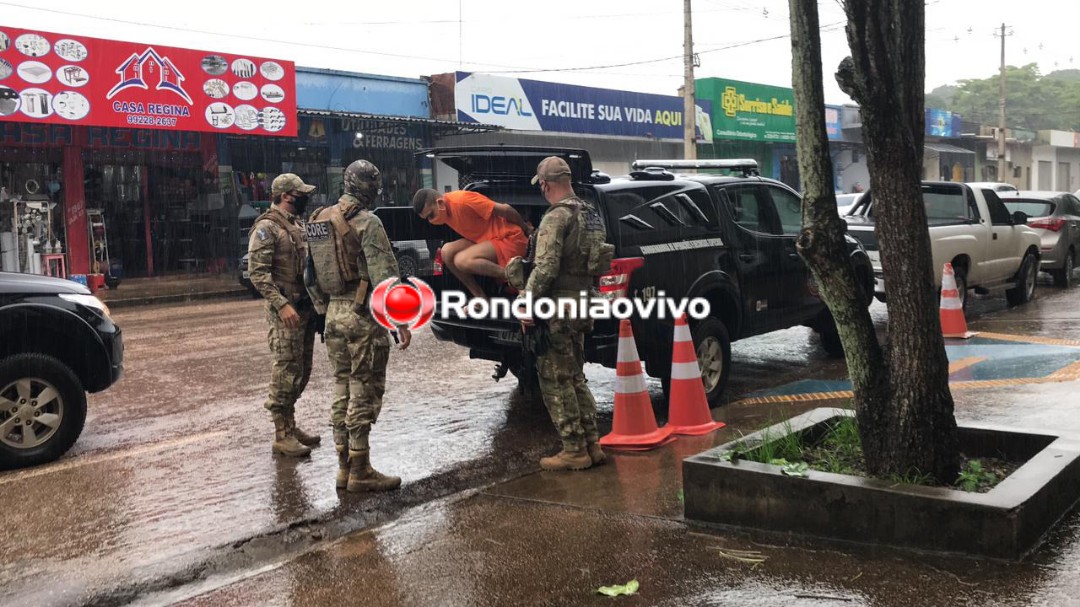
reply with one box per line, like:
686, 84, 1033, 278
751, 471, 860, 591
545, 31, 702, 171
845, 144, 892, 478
720, 416, 1020, 492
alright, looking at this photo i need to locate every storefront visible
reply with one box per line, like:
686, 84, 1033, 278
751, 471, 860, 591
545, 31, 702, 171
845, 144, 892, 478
429, 72, 710, 177
694, 77, 800, 189
0, 26, 298, 279
221, 68, 482, 236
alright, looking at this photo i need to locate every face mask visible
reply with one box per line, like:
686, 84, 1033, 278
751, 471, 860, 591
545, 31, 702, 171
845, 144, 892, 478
291, 193, 310, 214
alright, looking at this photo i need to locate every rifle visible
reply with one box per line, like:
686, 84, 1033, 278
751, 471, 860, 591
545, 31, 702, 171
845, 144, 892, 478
301, 254, 327, 342
519, 230, 549, 371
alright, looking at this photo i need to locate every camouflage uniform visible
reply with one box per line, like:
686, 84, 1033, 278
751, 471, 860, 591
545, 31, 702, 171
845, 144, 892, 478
525, 193, 604, 457
248, 177, 321, 456
306, 160, 403, 492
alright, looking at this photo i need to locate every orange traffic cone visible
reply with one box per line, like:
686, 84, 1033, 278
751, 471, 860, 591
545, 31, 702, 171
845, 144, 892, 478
940, 262, 977, 339
600, 319, 676, 451
665, 315, 726, 435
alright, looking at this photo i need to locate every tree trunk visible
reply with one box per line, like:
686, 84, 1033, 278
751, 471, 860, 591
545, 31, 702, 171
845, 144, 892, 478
788, 0, 958, 483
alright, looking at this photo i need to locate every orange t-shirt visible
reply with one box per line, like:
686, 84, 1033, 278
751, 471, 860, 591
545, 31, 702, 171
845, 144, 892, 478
443, 190, 524, 244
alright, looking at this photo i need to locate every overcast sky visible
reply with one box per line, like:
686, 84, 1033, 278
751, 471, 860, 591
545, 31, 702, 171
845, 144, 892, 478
1, 0, 1073, 106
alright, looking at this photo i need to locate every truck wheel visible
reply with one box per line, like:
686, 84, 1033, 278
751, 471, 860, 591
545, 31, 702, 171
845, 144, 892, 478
1006, 252, 1038, 306
510, 363, 542, 402
1052, 250, 1074, 289
953, 265, 968, 310
397, 251, 419, 278
816, 311, 845, 358
689, 317, 731, 407
0, 354, 87, 471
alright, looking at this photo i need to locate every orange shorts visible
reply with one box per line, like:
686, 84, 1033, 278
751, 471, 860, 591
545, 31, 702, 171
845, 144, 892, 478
491, 232, 529, 267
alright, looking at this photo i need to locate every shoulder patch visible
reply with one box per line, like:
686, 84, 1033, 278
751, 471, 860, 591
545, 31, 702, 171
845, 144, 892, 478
256, 227, 270, 241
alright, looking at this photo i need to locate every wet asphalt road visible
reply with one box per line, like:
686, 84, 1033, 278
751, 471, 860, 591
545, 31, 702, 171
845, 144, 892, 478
0, 282, 1032, 606
159, 281, 1080, 607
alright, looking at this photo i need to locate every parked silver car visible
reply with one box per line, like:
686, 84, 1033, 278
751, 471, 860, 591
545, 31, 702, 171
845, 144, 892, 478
835, 192, 863, 215
1000, 190, 1080, 287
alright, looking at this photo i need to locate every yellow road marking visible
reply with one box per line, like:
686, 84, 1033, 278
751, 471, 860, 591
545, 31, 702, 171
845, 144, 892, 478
948, 356, 986, 374
1048, 359, 1080, 381
0, 430, 228, 486
729, 331, 1080, 407
974, 332, 1080, 348
729, 376, 1078, 407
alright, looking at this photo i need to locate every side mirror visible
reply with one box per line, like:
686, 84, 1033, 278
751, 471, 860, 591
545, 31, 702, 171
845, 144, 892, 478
1012, 210, 1029, 225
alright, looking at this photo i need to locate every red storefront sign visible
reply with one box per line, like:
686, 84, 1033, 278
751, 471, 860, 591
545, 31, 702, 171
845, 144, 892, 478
0, 26, 297, 137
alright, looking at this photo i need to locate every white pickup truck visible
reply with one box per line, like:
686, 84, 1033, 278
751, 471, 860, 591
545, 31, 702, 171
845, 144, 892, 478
844, 181, 1042, 307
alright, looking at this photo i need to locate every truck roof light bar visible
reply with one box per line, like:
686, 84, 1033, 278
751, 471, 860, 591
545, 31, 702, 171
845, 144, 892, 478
630, 158, 760, 176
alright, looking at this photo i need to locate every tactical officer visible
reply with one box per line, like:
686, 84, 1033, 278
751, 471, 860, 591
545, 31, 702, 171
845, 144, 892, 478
519, 157, 613, 471
248, 173, 322, 457
306, 160, 411, 492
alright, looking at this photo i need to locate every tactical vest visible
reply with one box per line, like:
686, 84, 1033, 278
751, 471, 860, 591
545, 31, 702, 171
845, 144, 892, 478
251, 209, 307, 302
550, 196, 615, 294
306, 199, 364, 296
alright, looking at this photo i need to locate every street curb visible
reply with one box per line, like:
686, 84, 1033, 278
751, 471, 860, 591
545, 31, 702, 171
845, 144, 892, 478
102, 288, 253, 309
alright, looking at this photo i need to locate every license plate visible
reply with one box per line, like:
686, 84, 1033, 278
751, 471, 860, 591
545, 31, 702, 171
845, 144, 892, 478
242, 271, 249, 279
494, 330, 523, 345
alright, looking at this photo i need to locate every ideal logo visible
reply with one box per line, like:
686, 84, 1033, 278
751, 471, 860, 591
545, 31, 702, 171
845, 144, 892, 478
107, 47, 192, 104
471, 94, 533, 117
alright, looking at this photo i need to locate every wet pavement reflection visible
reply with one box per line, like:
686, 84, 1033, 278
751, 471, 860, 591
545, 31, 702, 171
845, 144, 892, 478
5, 277, 1080, 605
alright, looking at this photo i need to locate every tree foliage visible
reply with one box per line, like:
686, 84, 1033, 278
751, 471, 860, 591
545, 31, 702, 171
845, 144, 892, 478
936, 64, 1080, 131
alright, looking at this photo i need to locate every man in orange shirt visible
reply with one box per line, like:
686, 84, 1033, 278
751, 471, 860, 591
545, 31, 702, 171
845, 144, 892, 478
412, 188, 531, 298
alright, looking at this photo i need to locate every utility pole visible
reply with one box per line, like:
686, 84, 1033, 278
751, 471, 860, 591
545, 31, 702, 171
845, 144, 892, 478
996, 23, 1010, 181
683, 0, 697, 159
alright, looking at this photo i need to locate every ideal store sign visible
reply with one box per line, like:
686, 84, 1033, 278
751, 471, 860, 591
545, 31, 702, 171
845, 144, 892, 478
455, 71, 712, 141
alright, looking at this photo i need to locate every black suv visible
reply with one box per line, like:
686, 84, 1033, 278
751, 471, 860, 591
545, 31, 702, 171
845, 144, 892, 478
398, 146, 873, 405
0, 272, 124, 469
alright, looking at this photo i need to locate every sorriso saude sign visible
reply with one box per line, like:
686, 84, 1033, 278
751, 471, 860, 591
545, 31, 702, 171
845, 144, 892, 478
696, 77, 796, 143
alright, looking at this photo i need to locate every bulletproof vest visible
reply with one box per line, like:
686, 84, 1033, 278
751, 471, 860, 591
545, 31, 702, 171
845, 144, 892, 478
551, 196, 615, 293
252, 209, 307, 302
306, 198, 364, 296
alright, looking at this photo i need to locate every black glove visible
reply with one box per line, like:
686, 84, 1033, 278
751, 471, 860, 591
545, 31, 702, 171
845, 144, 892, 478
314, 313, 326, 342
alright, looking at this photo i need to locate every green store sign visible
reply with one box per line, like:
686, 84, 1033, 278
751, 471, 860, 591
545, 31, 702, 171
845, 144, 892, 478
696, 78, 797, 142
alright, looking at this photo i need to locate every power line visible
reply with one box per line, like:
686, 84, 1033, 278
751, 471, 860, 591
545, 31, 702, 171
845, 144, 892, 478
486, 21, 846, 75
0, 0, 534, 71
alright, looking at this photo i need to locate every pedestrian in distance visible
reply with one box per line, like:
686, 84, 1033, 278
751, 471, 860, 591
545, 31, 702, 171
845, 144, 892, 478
306, 159, 411, 493
518, 157, 614, 471
411, 187, 532, 298
247, 173, 322, 457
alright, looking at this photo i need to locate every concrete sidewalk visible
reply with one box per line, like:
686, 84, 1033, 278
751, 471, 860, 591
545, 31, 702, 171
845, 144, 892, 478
96, 274, 251, 308
166, 290, 1080, 607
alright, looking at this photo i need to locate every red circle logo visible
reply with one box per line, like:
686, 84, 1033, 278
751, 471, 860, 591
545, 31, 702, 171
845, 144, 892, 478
384, 285, 422, 324
370, 277, 436, 332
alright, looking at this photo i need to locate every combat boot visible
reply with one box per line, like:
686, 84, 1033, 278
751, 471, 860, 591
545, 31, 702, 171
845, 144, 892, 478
346, 449, 401, 493
335, 445, 350, 490
586, 442, 607, 466
286, 415, 322, 447
271, 415, 311, 457
540, 449, 592, 471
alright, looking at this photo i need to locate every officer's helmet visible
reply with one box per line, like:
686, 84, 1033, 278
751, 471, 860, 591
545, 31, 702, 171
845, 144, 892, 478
344, 160, 382, 203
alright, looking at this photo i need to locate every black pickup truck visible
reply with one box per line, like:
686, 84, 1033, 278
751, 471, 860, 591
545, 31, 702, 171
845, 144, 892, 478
0, 272, 123, 469
393, 146, 874, 406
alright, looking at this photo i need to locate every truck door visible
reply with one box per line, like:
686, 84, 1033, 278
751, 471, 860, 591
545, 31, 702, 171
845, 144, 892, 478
982, 189, 1023, 281
712, 183, 786, 332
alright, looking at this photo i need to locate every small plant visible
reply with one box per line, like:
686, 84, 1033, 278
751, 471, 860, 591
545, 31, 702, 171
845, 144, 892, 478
887, 468, 935, 487
715, 413, 1017, 492
956, 459, 997, 492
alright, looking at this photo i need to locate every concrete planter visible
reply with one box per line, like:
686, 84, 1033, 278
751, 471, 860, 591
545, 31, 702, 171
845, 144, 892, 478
683, 408, 1080, 560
